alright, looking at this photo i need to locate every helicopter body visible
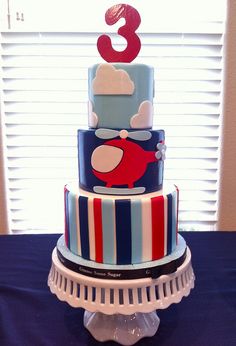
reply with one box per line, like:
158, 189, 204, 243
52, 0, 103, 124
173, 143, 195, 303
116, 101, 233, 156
91, 138, 157, 188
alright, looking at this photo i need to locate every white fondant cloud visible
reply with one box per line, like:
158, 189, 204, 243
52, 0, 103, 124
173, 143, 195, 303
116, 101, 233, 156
88, 100, 98, 128
92, 64, 134, 95
130, 101, 153, 129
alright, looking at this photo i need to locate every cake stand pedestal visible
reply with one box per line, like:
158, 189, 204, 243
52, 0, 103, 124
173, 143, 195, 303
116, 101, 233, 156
48, 247, 194, 345
83, 310, 160, 345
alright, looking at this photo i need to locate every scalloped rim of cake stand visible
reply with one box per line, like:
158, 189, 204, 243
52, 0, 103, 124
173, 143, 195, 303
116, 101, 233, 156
48, 247, 195, 315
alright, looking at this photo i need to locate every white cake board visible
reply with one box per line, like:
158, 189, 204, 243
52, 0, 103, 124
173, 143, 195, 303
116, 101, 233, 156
48, 247, 194, 345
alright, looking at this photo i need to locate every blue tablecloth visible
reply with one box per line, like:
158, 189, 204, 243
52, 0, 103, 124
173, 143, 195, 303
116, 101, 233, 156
0, 232, 236, 346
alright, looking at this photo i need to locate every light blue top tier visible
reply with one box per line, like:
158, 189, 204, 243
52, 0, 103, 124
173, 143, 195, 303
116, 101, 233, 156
88, 63, 154, 129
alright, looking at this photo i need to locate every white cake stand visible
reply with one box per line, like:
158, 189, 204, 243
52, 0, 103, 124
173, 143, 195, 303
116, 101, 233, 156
48, 247, 195, 345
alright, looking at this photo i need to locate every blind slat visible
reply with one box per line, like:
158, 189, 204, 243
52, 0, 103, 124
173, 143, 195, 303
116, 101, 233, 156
2, 56, 222, 70
3, 80, 222, 92
2, 67, 222, 80
3, 91, 221, 104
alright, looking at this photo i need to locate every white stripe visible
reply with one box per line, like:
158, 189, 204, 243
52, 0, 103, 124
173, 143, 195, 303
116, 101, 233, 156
142, 198, 152, 262
88, 198, 95, 261
164, 194, 168, 255
75, 194, 81, 256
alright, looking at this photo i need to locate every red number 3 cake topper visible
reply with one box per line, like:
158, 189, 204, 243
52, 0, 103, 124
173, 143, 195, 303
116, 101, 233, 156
97, 3, 141, 63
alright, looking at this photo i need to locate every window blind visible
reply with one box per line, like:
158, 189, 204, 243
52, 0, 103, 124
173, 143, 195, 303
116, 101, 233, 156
0, 2, 226, 233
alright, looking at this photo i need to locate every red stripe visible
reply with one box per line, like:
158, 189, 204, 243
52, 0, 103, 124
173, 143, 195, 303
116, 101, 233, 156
93, 198, 103, 263
151, 196, 165, 260
64, 186, 68, 247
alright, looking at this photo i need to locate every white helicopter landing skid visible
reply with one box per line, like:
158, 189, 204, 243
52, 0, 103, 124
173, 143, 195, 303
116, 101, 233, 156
93, 186, 146, 195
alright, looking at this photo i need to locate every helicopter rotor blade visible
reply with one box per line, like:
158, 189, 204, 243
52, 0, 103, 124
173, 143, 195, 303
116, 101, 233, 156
128, 131, 152, 141
95, 128, 120, 139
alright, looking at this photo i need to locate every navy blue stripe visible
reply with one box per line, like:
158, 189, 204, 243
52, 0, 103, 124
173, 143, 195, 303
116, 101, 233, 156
115, 199, 132, 265
167, 193, 173, 254
65, 190, 70, 248
78, 196, 90, 260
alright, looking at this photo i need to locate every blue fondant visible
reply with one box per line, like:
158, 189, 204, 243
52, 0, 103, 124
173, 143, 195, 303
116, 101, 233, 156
65, 189, 70, 248
115, 199, 132, 265
68, 191, 78, 255
131, 200, 143, 264
102, 199, 116, 264
88, 64, 154, 129
78, 196, 90, 260
78, 129, 165, 195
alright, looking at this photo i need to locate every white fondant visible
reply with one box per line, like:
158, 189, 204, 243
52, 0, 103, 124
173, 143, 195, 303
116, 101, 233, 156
88, 100, 98, 128
91, 145, 123, 173
88, 198, 96, 261
92, 64, 135, 95
164, 194, 168, 254
93, 186, 146, 195
75, 193, 82, 256
142, 197, 152, 261
130, 101, 153, 128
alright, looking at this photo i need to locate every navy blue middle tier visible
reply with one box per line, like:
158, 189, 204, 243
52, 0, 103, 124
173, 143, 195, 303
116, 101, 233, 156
78, 128, 165, 195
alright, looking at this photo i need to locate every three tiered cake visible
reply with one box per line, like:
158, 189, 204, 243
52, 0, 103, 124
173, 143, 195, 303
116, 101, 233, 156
57, 62, 187, 280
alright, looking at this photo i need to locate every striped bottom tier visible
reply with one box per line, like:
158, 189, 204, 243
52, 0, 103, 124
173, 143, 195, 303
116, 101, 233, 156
64, 184, 179, 265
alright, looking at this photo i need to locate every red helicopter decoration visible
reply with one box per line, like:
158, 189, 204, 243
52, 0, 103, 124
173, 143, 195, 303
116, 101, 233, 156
91, 129, 166, 189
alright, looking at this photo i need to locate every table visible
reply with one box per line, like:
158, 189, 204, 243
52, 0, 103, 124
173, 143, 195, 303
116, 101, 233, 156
0, 232, 235, 346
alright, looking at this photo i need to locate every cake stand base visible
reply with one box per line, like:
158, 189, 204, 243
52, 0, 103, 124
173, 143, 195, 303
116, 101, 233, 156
84, 310, 160, 345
